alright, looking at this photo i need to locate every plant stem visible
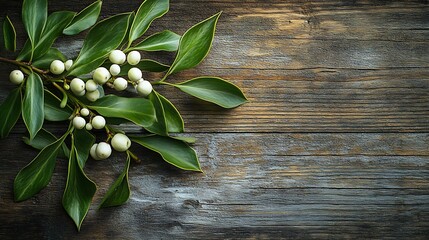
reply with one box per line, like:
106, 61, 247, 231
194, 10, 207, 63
127, 150, 141, 163
0, 56, 48, 75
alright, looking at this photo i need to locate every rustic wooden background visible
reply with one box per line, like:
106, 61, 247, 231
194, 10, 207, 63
0, 0, 428, 239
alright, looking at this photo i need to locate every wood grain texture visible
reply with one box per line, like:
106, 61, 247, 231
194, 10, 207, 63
0, 0, 428, 239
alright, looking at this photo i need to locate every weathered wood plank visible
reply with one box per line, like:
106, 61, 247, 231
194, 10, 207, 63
0, 133, 428, 239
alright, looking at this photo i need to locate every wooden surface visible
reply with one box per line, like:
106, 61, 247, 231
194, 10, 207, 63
1, 0, 429, 239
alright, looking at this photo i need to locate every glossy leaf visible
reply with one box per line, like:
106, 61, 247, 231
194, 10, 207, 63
68, 13, 131, 76
166, 12, 221, 76
63, 0, 102, 35
22, 73, 44, 140
44, 90, 73, 121
74, 129, 95, 167
14, 130, 70, 202
62, 139, 96, 231
174, 77, 247, 108
23, 128, 70, 159
158, 93, 184, 133
0, 88, 21, 138
146, 91, 184, 135
32, 48, 67, 69
3, 16, 16, 51
22, 0, 47, 60
172, 136, 197, 144
132, 135, 201, 171
88, 95, 155, 128
133, 30, 180, 52
117, 59, 169, 74
18, 11, 75, 61
146, 91, 167, 135
99, 153, 131, 208
128, 0, 169, 45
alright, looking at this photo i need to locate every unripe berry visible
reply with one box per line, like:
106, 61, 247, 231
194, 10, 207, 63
96, 142, 112, 159
127, 51, 141, 65
50, 60, 65, 75
109, 50, 126, 64
86, 89, 100, 102
70, 78, 85, 95
109, 64, 121, 76
90, 144, 102, 160
93, 67, 111, 85
111, 133, 131, 152
91, 115, 106, 129
85, 122, 93, 131
136, 80, 153, 97
113, 77, 128, 91
128, 67, 142, 82
73, 116, 86, 129
9, 70, 24, 85
64, 59, 73, 71
85, 79, 98, 92
80, 108, 90, 117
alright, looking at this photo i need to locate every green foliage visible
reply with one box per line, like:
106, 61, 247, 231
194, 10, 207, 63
132, 30, 180, 52
0, 0, 246, 231
132, 135, 201, 171
174, 77, 248, 108
0, 88, 21, 138
166, 12, 222, 77
3, 16, 16, 51
63, 0, 102, 35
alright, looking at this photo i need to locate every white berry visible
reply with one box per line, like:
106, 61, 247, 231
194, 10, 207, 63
64, 60, 73, 71
136, 80, 153, 97
9, 70, 24, 85
91, 115, 106, 129
85, 122, 93, 131
85, 79, 98, 92
109, 50, 126, 64
109, 64, 121, 76
70, 78, 85, 95
96, 142, 112, 159
93, 67, 111, 85
75, 89, 86, 97
73, 116, 86, 129
113, 77, 128, 91
111, 133, 131, 152
90, 144, 102, 160
127, 51, 141, 65
86, 89, 100, 102
128, 67, 142, 82
50, 60, 65, 75
80, 108, 90, 117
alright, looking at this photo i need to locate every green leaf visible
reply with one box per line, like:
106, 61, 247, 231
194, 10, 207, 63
44, 90, 73, 121
99, 153, 131, 208
128, 0, 169, 45
22, 0, 47, 60
18, 11, 75, 61
158, 93, 184, 133
88, 95, 155, 128
132, 30, 180, 52
172, 136, 197, 144
68, 13, 131, 76
117, 59, 169, 74
132, 135, 201, 171
32, 48, 67, 69
145, 91, 184, 135
174, 76, 247, 108
3, 16, 16, 51
145, 91, 167, 135
0, 88, 21, 138
62, 138, 96, 231
14, 129, 70, 202
22, 73, 44, 140
63, 0, 102, 35
74, 129, 95, 167
23, 128, 70, 159
166, 12, 221, 77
